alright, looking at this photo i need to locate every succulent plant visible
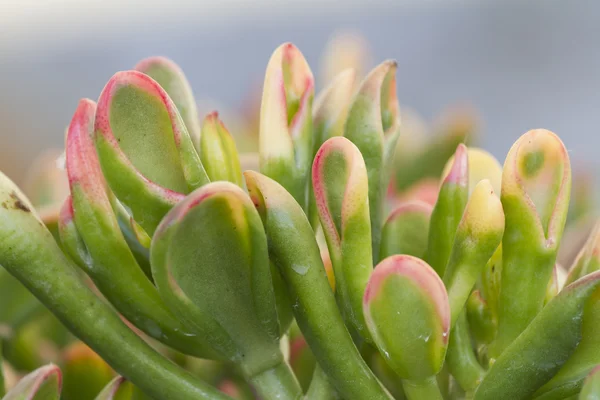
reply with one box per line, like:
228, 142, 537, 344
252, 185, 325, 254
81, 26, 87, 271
1, 41, 600, 400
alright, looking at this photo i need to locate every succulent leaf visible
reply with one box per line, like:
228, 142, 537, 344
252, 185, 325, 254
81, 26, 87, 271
151, 182, 284, 377
344, 60, 401, 262
380, 201, 432, 259
259, 43, 314, 210
443, 179, 505, 326
533, 229, 600, 399
441, 147, 503, 196
364, 255, 450, 382
65, 99, 215, 358
94, 376, 131, 400
312, 136, 373, 340
95, 71, 208, 233
244, 171, 391, 400
200, 112, 243, 186
2, 364, 61, 400
0, 172, 228, 400
494, 129, 571, 356
425, 144, 469, 276
134, 56, 202, 151
474, 270, 600, 400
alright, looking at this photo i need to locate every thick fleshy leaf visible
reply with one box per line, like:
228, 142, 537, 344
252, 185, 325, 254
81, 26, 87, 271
441, 147, 502, 196
3, 364, 61, 400
344, 60, 401, 261
313, 69, 357, 149
364, 255, 450, 382
0, 172, 230, 400
65, 99, 215, 358
95, 70, 208, 233
533, 228, 600, 398
425, 144, 469, 276
306, 69, 357, 227
58, 195, 91, 269
443, 179, 505, 326
493, 129, 571, 357
380, 201, 432, 259
244, 171, 391, 400
134, 56, 202, 150
151, 182, 283, 377
579, 366, 600, 400
61, 342, 114, 400
200, 112, 243, 186
94, 376, 130, 400
259, 42, 314, 210
312, 136, 372, 340
474, 271, 600, 400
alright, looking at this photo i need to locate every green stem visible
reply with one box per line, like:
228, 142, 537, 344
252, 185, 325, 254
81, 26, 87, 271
247, 362, 303, 400
306, 365, 341, 400
402, 376, 443, 400
0, 193, 229, 400
446, 311, 484, 393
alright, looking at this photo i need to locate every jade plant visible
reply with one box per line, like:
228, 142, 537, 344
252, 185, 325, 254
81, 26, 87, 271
1, 41, 600, 400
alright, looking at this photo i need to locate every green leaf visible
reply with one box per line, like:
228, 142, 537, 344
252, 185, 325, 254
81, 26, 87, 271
364, 255, 450, 382
65, 99, 216, 359
95, 70, 208, 234
493, 129, 571, 357
134, 56, 202, 151
312, 136, 373, 341
380, 201, 432, 260
0, 170, 230, 400
94, 377, 130, 400
424, 144, 469, 277
443, 179, 504, 326
344, 60, 401, 262
151, 182, 283, 377
244, 171, 391, 400
259, 43, 314, 210
474, 270, 600, 400
200, 112, 243, 186
2, 364, 61, 400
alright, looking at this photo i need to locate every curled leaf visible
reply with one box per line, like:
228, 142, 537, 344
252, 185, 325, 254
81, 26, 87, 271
95, 70, 206, 233
313, 136, 372, 340
494, 129, 571, 356
259, 43, 314, 209
135, 56, 202, 150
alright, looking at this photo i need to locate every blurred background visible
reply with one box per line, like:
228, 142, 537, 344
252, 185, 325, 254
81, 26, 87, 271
1, 0, 599, 184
